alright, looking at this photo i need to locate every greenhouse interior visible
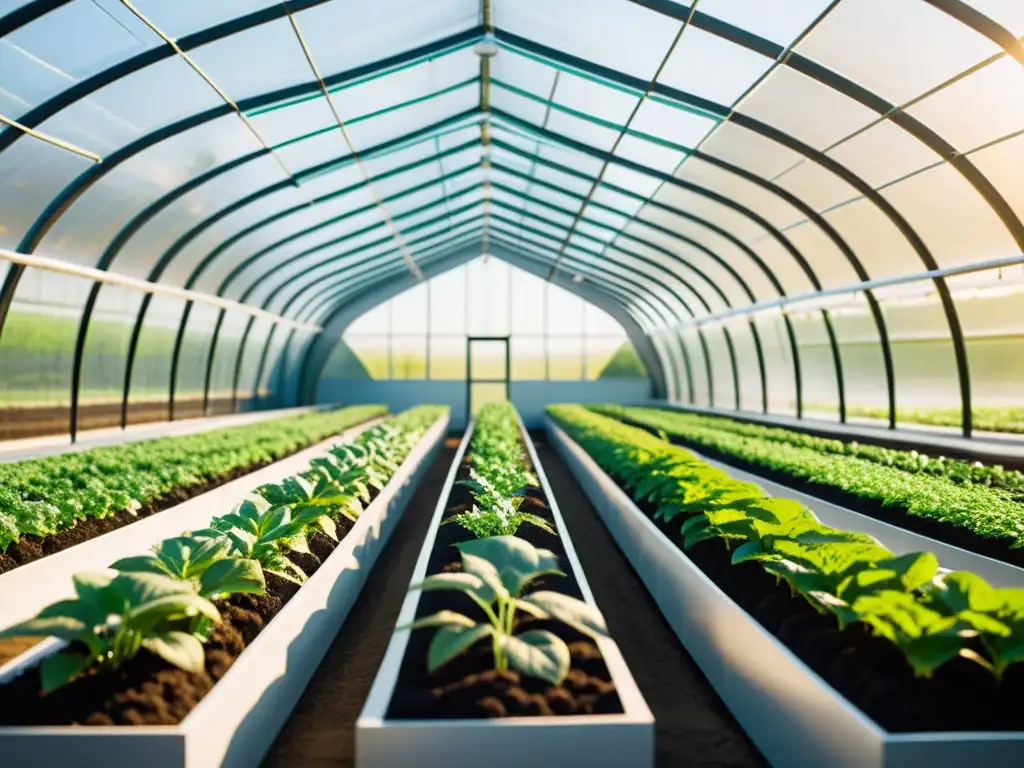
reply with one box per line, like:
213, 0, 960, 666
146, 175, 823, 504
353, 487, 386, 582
1, 0, 1023, 766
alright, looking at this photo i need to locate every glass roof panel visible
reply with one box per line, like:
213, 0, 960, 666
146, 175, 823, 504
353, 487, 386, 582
739, 66, 877, 151
186, 17, 310, 101
0, 0, 157, 115
968, 133, 1024, 225
0, 134, 94, 253
658, 26, 774, 106
128, 0, 282, 39
698, 122, 803, 179
294, 0, 478, 75
629, 98, 718, 151
879, 160, 1018, 270
795, 0, 999, 105
695, 0, 836, 46
551, 70, 639, 125
496, 0, 682, 81
904, 56, 1024, 152
823, 118, 940, 189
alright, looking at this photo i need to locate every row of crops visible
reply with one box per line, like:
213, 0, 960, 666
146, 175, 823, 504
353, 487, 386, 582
548, 403, 1024, 736
0, 405, 445, 725
0, 405, 386, 570
591, 404, 1024, 566
391, 401, 611, 715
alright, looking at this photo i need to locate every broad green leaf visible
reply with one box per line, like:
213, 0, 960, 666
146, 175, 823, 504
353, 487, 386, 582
109, 555, 170, 577
0, 615, 87, 642
199, 557, 266, 599
126, 593, 220, 632
428, 624, 493, 672
401, 610, 477, 631
143, 631, 206, 673
412, 572, 484, 595
520, 591, 608, 639
501, 629, 570, 685
460, 552, 508, 603
39, 652, 93, 694
935, 571, 1002, 614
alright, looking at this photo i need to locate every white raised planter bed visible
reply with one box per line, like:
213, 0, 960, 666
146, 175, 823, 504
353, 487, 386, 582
687, 447, 1024, 589
357, 416, 653, 768
547, 417, 1024, 768
0, 413, 449, 768
0, 418, 383, 627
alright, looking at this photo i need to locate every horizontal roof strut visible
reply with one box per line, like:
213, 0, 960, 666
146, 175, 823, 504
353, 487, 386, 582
0, 112, 101, 162
0, 247, 320, 331
689, 253, 1024, 328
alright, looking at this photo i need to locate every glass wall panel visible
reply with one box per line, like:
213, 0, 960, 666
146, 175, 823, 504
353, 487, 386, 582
0, 269, 90, 439
547, 337, 583, 380
949, 268, 1024, 432
207, 312, 249, 415
680, 326, 709, 406
128, 294, 182, 426
788, 310, 840, 422
825, 303, 889, 424
702, 325, 736, 408
429, 335, 466, 379
391, 334, 427, 379
755, 312, 797, 417
727, 321, 763, 412
512, 336, 547, 380
0, 135, 95, 253
79, 284, 146, 431
877, 282, 962, 429
231, 317, 272, 412
173, 304, 220, 420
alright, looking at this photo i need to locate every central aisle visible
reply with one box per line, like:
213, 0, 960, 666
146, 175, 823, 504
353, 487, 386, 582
264, 431, 764, 767
530, 434, 764, 767
263, 438, 461, 767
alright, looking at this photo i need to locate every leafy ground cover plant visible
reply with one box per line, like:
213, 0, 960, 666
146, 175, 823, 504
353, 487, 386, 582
0, 404, 387, 554
445, 402, 553, 538
834, 404, 1024, 435
593, 404, 1024, 498
0, 405, 447, 700
549, 404, 1024, 680
590, 404, 1024, 551
404, 536, 608, 684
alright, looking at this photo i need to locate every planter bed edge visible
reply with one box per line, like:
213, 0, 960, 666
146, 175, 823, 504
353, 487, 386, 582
0, 419, 384, 628
0, 414, 450, 768
356, 417, 653, 768
546, 417, 1024, 768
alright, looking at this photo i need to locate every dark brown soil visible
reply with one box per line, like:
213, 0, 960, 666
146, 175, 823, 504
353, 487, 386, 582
0, 416, 374, 577
624, 415, 1024, 569
386, 433, 622, 720
582, 427, 1024, 733
0, 481, 380, 725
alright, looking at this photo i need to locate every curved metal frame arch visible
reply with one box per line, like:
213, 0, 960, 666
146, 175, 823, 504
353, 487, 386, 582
491, 120, 832, 418
299, 237, 670, 403
3, 4, 1018, 433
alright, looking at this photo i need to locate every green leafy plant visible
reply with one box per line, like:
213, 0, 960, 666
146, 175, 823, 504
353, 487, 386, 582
194, 498, 314, 584
590, 404, 1024, 549
0, 571, 220, 693
0, 404, 387, 553
110, 534, 265, 602
446, 402, 553, 539
403, 536, 608, 684
548, 403, 1024, 680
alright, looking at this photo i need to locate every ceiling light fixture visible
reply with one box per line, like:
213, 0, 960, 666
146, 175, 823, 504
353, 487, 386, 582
473, 32, 498, 58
